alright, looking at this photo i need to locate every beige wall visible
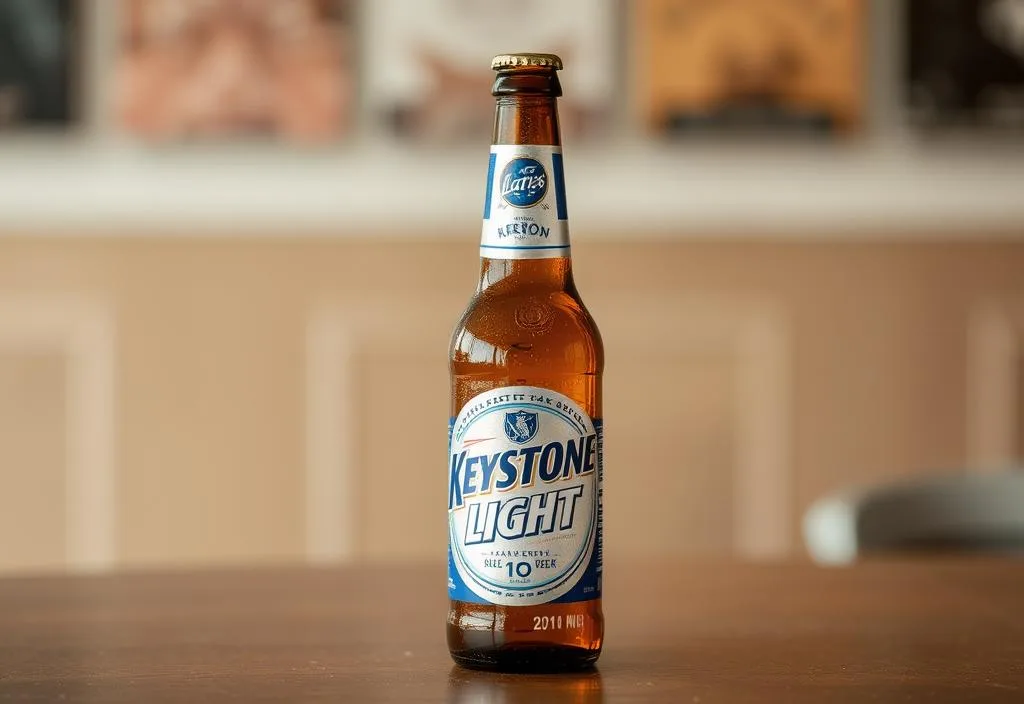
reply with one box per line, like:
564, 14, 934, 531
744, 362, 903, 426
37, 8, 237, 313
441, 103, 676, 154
1, 237, 1022, 573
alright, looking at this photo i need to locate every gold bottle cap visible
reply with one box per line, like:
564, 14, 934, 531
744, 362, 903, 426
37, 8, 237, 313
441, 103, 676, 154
491, 53, 563, 71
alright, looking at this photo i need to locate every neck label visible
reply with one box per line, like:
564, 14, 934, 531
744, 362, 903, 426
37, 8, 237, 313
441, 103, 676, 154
481, 145, 569, 260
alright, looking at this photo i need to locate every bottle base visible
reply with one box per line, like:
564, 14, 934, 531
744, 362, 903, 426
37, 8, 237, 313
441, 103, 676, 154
450, 644, 600, 673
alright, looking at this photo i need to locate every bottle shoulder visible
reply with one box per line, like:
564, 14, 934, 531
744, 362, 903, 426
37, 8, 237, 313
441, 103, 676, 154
450, 286, 603, 373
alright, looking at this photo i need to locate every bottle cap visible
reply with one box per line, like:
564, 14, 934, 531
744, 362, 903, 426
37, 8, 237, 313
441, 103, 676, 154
491, 53, 563, 71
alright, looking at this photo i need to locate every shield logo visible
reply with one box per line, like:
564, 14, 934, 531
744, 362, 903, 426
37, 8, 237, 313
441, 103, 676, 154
504, 411, 539, 444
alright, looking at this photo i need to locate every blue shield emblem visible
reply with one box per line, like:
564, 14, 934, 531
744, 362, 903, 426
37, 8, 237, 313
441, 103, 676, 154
504, 411, 539, 444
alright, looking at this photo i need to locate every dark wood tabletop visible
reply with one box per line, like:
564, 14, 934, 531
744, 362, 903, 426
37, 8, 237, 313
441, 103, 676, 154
0, 560, 1022, 703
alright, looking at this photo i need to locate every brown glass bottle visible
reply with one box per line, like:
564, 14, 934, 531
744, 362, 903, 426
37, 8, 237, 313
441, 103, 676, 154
447, 54, 604, 672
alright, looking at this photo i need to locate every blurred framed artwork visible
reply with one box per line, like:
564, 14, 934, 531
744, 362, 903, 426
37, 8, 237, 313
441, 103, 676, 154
0, 0, 78, 129
117, 0, 353, 142
364, 0, 615, 143
907, 0, 1024, 131
633, 0, 865, 137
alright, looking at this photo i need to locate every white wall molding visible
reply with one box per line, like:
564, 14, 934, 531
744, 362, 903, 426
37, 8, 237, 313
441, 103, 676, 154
304, 306, 357, 564
2, 144, 1024, 236
967, 303, 1020, 468
590, 296, 793, 560
304, 298, 462, 563
0, 296, 117, 572
733, 308, 793, 559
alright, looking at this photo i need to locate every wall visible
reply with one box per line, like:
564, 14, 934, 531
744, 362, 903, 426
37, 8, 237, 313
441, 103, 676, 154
1, 237, 1021, 573
4, 0, 1024, 237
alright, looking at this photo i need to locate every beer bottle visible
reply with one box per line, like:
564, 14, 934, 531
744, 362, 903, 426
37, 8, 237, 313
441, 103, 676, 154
447, 53, 604, 672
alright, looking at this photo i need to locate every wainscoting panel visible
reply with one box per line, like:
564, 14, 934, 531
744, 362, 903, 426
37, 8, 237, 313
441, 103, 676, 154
0, 238, 1021, 573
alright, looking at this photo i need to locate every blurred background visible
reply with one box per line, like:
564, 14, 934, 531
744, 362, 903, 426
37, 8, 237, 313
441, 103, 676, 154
0, 0, 1023, 574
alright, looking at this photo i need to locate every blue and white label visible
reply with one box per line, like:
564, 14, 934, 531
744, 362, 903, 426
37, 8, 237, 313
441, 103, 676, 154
481, 146, 570, 260
448, 386, 602, 606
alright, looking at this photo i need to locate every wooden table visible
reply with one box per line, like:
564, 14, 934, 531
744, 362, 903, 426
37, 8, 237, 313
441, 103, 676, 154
1, 561, 1021, 702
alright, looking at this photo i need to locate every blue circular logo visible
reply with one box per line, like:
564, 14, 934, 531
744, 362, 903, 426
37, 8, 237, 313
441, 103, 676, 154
500, 157, 547, 208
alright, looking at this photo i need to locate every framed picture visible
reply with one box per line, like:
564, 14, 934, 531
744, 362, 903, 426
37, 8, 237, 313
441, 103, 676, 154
634, 0, 865, 136
117, 0, 353, 142
907, 0, 1024, 131
364, 0, 615, 143
0, 0, 77, 128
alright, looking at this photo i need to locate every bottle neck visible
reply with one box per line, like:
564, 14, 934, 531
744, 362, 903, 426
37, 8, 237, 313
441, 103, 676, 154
479, 86, 572, 292
492, 95, 562, 146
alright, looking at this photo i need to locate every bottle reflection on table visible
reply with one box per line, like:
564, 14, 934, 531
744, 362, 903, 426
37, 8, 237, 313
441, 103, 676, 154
447, 666, 604, 704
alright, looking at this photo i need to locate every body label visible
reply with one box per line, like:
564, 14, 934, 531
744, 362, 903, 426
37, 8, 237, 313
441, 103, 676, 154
481, 145, 570, 260
448, 386, 602, 606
